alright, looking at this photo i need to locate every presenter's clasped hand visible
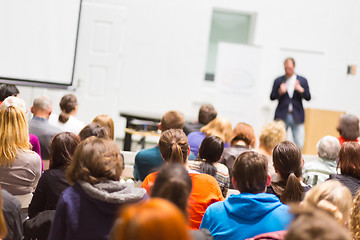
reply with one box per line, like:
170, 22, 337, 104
278, 83, 287, 96
295, 80, 304, 94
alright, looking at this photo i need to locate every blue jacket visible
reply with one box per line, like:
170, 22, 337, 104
270, 75, 311, 123
200, 193, 292, 240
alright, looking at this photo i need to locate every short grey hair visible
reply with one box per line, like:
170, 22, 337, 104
0, 96, 27, 112
32, 95, 52, 111
316, 136, 341, 160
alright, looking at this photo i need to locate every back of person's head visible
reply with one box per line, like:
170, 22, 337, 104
272, 141, 303, 203
32, 95, 52, 111
79, 123, 110, 141
316, 135, 341, 160
58, 94, 78, 124
230, 122, 256, 148
0, 96, 26, 112
351, 191, 360, 240
0, 106, 29, 166
0, 84, 19, 102
200, 117, 232, 143
158, 129, 188, 164
160, 111, 184, 132
259, 120, 286, 152
50, 132, 80, 169
92, 114, 115, 140
285, 206, 351, 240
0, 189, 7, 239
337, 114, 360, 140
232, 151, 268, 194
198, 135, 224, 177
151, 164, 192, 217
338, 141, 360, 179
112, 198, 190, 240
198, 104, 217, 125
302, 180, 352, 226
66, 136, 123, 185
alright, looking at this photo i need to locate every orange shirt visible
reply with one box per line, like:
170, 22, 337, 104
142, 171, 224, 230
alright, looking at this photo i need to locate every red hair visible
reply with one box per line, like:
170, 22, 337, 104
113, 198, 190, 240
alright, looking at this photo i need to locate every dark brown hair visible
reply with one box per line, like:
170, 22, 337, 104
151, 164, 192, 217
58, 94, 77, 124
338, 141, 360, 178
49, 132, 80, 169
198, 104, 217, 125
272, 141, 303, 203
158, 129, 188, 164
198, 135, 224, 177
66, 136, 123, 185
230, 122, 256, 148
79, 123, 110, 141
337, 114, 360, 141
161, 111, 184, 132
232, 151, 268, 194
0, 84, 19, 101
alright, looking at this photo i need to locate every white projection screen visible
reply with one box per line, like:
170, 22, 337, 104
0, 0, 82, 88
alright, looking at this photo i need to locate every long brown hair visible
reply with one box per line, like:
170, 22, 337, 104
59, 94, 77, 124
0, 188, 7, 239
338, 141, 360, 178
272, 141, 303, 203
158, 129, 188, 164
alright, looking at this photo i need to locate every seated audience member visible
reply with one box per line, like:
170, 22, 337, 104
302, 180, 352, 226
142, 129, 224, 230
134, 110, 185, 182
111, 198, 191, 240
0, 84, 19, 105
93, 114, 115, 140
79, 123, 110, 141
1, 96, 42, 160
183, 104, 217, 136
303, 136, 340, 186
24, 132, 80, 240
329, 141, 360, 196
200, 151, 292, 240
151, 164, 213, 240
48, 137, 147, 240
285, 206, 351, 240
189, 136, 229, 197
28, 132, 80, 217
266, 141, 311, 204
188, 117, 232, 157
2, 188, 22, 240
0, 106, 41, 207
29, 95, 61, 160
221, 122, 255, 188
256, 120, 286, 181
351, 191, 360, 240
336, 114, 360, 146
49, 94, 85, 134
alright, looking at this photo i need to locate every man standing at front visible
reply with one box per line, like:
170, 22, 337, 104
270, 58, 311, 150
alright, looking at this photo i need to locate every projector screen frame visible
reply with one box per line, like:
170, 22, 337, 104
0, 0, 83, 90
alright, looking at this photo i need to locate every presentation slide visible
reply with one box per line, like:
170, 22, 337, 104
0, 0, 81, 87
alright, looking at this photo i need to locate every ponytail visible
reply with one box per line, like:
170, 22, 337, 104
59, 111, 70, 123
199, 161, 217, 177
169, 143, 184, 164
197, 135, 223, 177
281, 172, 303, 204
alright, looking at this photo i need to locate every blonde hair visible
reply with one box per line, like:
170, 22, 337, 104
0, 106, 30, 166
259, 120, 286, 152
351, 191, 360, 240
92, 115, 115, 140
303, 180, 352, 226
200, 117, 232, 143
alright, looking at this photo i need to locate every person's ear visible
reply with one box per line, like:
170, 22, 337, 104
266, 173, 271, 186
30, 106, 34, 114
232, 177, 238, 191
158, 123, 161, 131
187, 146, 191, 157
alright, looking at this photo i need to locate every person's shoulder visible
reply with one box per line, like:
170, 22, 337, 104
135, 146, 160, 159
274, 75, 285, 82
296, 75, 308, 81
190, 172, 220, 186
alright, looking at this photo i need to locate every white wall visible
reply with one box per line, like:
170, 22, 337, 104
17, 0, 360, 143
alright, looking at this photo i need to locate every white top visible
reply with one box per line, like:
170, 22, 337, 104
49, 114, 85, 135
286, 74, 296, 98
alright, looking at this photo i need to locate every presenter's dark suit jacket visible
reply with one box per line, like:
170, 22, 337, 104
270, 75, 311, 123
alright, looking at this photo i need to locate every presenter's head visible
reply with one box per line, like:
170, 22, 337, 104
31, 95, 53, 119
284, 57, 295, 78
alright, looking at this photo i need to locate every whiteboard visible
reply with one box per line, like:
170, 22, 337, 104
0, 0, 82, 88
